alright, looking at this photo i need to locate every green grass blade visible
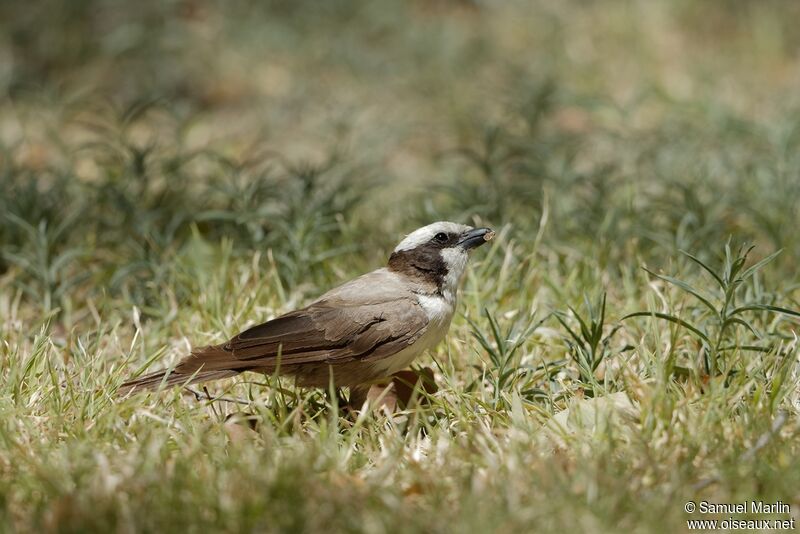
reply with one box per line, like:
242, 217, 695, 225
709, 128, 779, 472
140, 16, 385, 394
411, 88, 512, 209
679, 249, 725, 289
621, 311, 710, 343
643, 268, 719, 316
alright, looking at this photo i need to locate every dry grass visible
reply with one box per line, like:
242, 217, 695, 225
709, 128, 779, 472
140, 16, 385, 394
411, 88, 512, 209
2, 1, 800, 532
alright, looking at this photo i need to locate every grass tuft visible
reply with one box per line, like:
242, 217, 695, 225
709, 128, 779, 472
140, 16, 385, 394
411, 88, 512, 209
2, 1, 800, 531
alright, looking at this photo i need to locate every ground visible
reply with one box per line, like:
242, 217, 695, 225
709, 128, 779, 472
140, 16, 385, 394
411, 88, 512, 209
1, 1, 800, 532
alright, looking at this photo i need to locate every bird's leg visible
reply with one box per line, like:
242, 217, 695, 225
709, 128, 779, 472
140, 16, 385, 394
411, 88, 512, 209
184, 386, 251, 406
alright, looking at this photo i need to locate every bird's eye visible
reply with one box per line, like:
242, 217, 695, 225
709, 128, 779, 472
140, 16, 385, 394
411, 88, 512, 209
433, 232, 448, 244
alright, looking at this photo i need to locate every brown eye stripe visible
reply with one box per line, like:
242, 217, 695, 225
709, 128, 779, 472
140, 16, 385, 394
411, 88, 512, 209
387, 245, 448, 293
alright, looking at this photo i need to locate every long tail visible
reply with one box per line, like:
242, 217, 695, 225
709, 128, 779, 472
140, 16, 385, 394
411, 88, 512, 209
118, 344, 256, 396
117, 367, 239, 396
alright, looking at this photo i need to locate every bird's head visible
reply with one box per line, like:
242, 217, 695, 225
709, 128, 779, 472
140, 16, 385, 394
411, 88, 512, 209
388, 221, 494, 295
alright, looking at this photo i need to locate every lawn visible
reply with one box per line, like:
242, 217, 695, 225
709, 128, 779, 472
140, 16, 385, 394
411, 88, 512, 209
1, 1, 800, 532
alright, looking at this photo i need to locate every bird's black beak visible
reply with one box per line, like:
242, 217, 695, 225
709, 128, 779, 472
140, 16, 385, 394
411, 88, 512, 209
457, 227, 495, 250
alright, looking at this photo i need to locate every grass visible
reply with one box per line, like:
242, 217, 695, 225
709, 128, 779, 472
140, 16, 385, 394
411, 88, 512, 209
2, 0, 800, 531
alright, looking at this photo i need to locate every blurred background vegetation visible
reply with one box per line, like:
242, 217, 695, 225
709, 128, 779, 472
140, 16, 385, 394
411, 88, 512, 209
3, 0, 800, 325
2, 1, 800, 531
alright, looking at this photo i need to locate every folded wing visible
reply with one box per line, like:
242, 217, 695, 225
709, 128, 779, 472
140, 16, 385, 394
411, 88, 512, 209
175, 274, 429, 376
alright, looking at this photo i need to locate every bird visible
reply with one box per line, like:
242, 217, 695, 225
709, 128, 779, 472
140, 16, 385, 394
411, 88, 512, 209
118, 221, 494, 395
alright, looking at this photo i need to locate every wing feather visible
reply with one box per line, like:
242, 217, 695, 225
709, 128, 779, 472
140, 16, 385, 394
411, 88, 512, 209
175, 271, 429, 376
225, 298, 426, 363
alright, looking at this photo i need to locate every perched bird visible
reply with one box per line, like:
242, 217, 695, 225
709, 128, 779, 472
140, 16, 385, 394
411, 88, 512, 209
119, 222, 494, 394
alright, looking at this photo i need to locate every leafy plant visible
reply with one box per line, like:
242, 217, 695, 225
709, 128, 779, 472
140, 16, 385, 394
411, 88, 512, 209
467, 309, 558, 408
623, 243, 800, 376
2, 213, 90, 313
554, 293, 622, 394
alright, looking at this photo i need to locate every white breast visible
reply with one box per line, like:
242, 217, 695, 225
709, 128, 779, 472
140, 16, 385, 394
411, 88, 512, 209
416, 292, 456, 324
370, 292, 456, 377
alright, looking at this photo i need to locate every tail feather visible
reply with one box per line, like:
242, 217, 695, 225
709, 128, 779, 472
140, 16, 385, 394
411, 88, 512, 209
118, 368, 239, 396
118, 344, 255, 396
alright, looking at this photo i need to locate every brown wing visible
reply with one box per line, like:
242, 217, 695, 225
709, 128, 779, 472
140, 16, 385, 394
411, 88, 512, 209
229, 298, 429, 361
175, 295, 429, 376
